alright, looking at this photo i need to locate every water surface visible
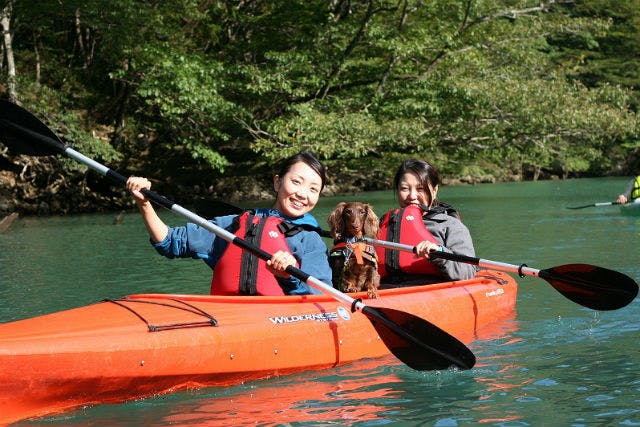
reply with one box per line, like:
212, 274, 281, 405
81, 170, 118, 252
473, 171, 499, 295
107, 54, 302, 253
1, 177, 638, 426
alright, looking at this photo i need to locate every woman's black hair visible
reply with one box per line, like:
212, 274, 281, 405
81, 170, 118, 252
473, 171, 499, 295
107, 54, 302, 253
393, 158, 440, 204
277, 151, 327, 190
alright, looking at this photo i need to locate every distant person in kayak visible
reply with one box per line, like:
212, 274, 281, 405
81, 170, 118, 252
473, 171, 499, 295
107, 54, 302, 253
376, 158, 476, 286
126, 151, 332, 296
616, 175, 640, 204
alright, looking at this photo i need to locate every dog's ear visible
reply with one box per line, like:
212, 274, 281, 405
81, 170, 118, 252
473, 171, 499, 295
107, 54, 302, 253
363, 204, 379, 237
327, 202, 346, 241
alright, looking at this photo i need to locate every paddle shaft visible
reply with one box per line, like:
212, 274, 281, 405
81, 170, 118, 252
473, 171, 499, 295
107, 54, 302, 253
567, 201, 621, 209
363, 237, 543, 278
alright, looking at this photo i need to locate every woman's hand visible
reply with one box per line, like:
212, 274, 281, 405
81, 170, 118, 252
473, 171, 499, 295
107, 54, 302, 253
126, 177, 152, 206
414, 240, 441, 258
267, 250, 297, 278
617, 194, 628, 204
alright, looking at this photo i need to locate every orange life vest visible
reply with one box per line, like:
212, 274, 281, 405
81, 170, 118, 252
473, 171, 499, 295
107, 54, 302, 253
210, 212, 298, 296
376, 204, 441, 277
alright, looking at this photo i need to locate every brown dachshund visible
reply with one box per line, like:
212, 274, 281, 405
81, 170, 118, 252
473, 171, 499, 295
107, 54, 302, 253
327, 202, 381, 298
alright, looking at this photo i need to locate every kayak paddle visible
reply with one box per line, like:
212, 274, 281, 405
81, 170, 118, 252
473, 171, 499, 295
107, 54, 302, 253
363, 237, 638, 311
567, 201, 621, 209
0, 99, 475, 371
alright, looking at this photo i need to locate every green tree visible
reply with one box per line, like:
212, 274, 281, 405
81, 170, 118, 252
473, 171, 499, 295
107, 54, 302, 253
1, 0, 639, 214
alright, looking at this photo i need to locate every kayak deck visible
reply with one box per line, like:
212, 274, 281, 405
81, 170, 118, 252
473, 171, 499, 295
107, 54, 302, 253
0, 270, 517, 425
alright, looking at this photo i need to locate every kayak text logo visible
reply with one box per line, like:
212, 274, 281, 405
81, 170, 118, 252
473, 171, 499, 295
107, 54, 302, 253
485, 288, 505, 297
269, 311, 340, 324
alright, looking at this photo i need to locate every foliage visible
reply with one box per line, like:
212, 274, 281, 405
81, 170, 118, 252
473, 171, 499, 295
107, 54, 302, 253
115, 45, 237, 172
1, 0, 639, 213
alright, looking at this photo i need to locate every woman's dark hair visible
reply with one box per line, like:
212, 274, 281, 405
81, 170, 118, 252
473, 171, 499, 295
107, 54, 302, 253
393, 158, 440, 204
277, 151, 327, 190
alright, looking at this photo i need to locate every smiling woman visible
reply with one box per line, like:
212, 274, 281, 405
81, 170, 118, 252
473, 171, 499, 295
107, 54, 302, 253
126, 151, 333, 296
376, 159, 477, 285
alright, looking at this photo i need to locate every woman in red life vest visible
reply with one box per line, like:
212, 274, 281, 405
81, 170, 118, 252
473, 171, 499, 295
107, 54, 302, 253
376, 159, 476, 286
126, 151, 332, 296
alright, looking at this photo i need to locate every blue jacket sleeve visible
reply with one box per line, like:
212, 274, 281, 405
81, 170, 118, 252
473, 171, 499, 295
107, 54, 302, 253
151, 215, 236, 268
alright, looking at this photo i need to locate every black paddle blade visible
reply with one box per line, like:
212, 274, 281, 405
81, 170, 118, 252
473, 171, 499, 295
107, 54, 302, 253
539, 264, 638, 311
362, 306, 475, 370
192, 198, 244, 217
0, 100, 63, 156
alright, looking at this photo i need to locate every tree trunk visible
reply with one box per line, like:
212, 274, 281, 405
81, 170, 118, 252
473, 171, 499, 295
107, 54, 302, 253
533, 166, 540, 181
33, 32, 40, 83
74, 8, 86, 67
0, 1, 17, 102
112, 58, 131, 144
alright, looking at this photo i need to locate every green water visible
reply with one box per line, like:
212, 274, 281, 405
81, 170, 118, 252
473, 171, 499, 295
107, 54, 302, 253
1, 177, 639, 426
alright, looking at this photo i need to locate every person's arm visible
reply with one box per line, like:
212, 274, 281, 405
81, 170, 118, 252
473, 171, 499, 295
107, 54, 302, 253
426, 217, 477, 281
617, 178, 635, 204
126, 177, 168, 243
152, 215, 236, 264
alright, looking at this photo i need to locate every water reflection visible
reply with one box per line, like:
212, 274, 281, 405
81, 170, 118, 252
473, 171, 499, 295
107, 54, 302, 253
163, 363, 405, 426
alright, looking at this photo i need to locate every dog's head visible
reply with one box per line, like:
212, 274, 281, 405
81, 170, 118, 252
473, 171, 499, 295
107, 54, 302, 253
327, 201, 379, 241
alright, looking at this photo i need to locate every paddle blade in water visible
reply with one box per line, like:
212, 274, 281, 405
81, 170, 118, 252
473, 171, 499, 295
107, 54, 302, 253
0, 100, 64, 156
539, 264, 638, 311
362, 306, 475, 370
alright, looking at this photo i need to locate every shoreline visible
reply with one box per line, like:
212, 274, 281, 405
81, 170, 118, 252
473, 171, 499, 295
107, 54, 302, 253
1, 171, 602, 218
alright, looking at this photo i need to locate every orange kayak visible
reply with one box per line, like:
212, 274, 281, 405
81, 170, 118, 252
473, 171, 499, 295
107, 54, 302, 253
0, 270, 517, 425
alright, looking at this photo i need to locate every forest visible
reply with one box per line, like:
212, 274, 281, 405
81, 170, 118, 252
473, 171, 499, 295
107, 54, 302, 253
0, 0, 639, 215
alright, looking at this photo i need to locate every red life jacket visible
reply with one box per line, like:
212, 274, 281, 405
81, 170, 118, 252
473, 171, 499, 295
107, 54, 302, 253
210, 212, 298, 296
375, 204, 441, 277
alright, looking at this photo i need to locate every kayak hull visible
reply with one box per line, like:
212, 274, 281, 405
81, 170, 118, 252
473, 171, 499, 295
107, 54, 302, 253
0, 271, 517, 425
